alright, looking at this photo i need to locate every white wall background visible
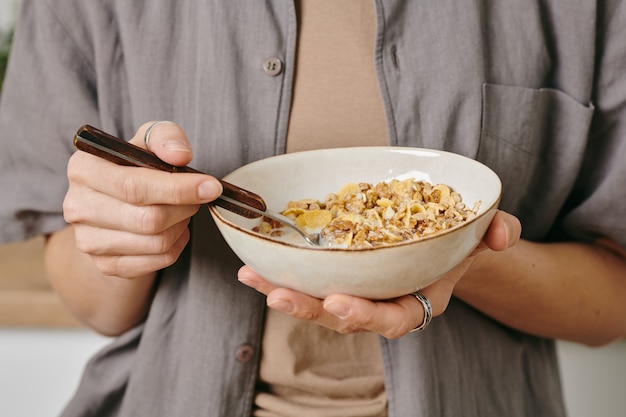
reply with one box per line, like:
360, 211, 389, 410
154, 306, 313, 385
0, 329, 111, 416
0, 0, 17, 31
1, 0, 626, 416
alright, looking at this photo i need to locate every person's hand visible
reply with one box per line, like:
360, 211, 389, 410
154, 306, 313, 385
63, 121, 223, 278
238, 210, 521, 338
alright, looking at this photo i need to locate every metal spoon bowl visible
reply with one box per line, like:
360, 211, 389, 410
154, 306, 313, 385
218, 196, 320, 246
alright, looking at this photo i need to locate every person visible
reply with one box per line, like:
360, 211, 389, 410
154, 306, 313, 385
1, 1, 625, 416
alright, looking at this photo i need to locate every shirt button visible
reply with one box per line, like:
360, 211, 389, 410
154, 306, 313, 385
262, 57, 283, 76
235, 344, 255, 363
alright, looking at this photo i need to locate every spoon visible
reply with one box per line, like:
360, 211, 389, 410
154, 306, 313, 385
218, 195, 320, 246
73, 125, 320, 246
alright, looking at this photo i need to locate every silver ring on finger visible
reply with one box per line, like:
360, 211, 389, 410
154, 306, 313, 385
143, 120, 172, 150
409, 290, 433, 333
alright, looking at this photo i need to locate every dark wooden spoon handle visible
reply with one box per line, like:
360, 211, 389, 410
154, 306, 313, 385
73, 125, 267, 219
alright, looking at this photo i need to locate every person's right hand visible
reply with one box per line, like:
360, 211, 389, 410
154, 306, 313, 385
63, 121, 223, 278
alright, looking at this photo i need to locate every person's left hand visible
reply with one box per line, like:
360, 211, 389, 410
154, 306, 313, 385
237, 210, 521, 338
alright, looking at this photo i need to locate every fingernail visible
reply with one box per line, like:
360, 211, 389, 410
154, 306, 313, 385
238, 276, 260, 290
162, 140, 191, 152
267, 299, 294, 314
503, 222, 511, 247
198, 180, 222, 200
324, 300, 350, 319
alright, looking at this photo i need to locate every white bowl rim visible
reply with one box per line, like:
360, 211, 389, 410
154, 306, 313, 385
208, 146, 502, 252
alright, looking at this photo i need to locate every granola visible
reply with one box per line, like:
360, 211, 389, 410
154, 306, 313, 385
255, 178, 481, 248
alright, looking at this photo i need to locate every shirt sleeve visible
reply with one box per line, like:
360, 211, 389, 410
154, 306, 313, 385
556, 1, 626, 250
0, 0, 100, 243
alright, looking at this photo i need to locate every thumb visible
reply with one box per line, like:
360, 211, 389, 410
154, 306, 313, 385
131, 121, 194, 167
470, 210, 521, 256
483, 210, 522, 252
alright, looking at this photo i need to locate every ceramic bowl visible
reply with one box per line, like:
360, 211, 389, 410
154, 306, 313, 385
208, 147, 501, 300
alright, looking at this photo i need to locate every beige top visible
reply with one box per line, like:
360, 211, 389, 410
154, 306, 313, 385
285, 0, 388, 153
254, 1, 389, 416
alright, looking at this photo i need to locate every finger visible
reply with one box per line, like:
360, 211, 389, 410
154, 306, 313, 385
88, 226, 191, 278
67, 146, 223, 206
64, 183, 200, 234
238, 267, 355, 330
132, 121, 194, 167
264, 289, 430, 338
239, 266, 436, 338
320, 275, 459, 338
74, 219, 191, 257
483, 210, 521, 251
269, 287, 370, 332
322, 294, 427, 338
237, 265, 280, 294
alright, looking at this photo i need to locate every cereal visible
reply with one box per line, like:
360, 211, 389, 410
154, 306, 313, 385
255, 178, 480, 248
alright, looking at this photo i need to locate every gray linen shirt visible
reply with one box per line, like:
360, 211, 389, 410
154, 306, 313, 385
1, 1, 625, 416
